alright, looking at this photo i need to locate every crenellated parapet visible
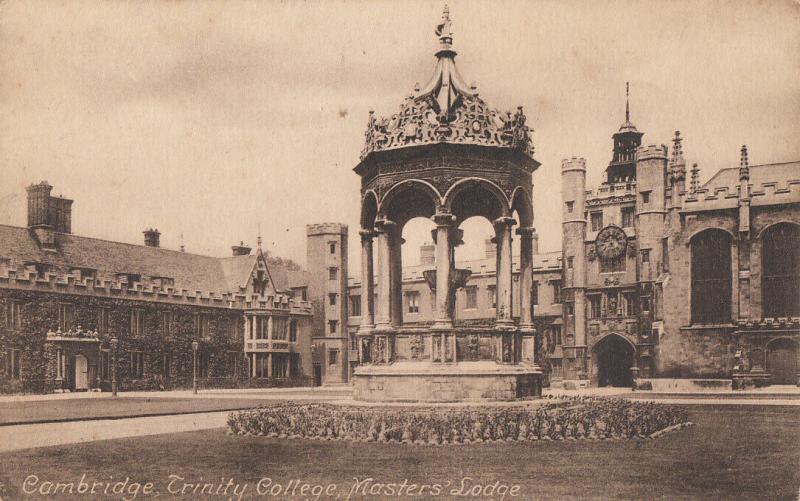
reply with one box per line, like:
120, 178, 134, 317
0, 264, 312, 315
636, 144, 668, 161
682, 178, 800, 212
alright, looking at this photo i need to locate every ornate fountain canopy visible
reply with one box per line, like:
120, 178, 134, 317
360, 5, 534, 161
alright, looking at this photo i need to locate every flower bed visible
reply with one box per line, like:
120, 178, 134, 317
227, 397, 690, 444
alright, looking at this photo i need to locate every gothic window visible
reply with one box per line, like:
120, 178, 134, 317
552, 326, 562, 346
588, 295, 601, 319
5, 301, 21, 329
329, 293, 337, 306
641, 191, 651, 205
289, 320, 298, 342
465, 286, 478, 309
130, 351, 144, 379
97, 307, 110, 334
329, 242, 337, 254
407, 291, 420, 313
349, 295, 361, 317
532, 281, 538, 306
254, 353, 269, 378
623, 292, 637, 316
621, 206, 635, 228
590, 211, 603, 232
565, 201, 574, 213
328, 320, 338, 334
328, 267, 338, 280
552, 280, 562, 304
161, 311, 173, 336
328, 349, 339, 366
6, 348, 21, 379
600, 254, 626, 273
58, 303, 73, 332
641, 249, 650, 263
488, 285, 497, 309
762, 223, 800, 317
567, 256, 574, 269
130, 310, 144, 336
691, 229, 732, 324
195, 313, 209, 338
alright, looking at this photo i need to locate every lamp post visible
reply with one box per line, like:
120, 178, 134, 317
110, 337, 118, 397
191, 340, 199, 394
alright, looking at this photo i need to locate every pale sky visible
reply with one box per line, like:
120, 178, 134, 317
1, 0, 798, 270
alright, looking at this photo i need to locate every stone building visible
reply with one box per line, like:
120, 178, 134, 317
556, 95, 800, 388
0, 182, 314, 393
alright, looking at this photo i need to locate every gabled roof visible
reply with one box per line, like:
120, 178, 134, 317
703, 162, 800, 191
0, 224, 299, 296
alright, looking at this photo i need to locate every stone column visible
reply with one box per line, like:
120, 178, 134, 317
494, 217, 516, 326
358, 230, 376, 333
374, 219, 395, 330
389, 226, 404, 327
517, 227, 535, 330
267, 352, 273, 379
432, 212, 456, 328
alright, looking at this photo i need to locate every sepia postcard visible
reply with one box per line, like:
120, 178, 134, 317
0, 1, 798, 499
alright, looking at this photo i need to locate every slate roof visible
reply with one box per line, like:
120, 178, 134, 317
702, 162, 800, 191
0, 224, 281, 295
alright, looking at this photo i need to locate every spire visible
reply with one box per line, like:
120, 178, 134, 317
625, 81, 630, 123
671, 131, 683, 163
179, 233, 185, 253
670, 130, 686, 183
618, 82, 638, 133
739, 144, 750, 181
257, 223, 262, 250
690, 163, 700, 193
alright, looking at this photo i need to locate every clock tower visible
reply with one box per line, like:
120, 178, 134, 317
606, 83, 644, 184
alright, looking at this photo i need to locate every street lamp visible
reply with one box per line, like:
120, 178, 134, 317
110, 337, 118, 397
191, 340, 199, 394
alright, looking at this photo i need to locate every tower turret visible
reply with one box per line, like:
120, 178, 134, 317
635, 145, 668, 281
606, 83, 645, 183
561, 157, 588, 367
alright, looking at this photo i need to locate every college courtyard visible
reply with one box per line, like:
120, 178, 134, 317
0, 387, 798, 500
1, 2, 798, 500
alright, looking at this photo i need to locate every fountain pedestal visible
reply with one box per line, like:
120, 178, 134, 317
353, 268, 542, 402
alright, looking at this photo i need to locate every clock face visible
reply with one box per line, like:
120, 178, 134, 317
595, 225, 627, 260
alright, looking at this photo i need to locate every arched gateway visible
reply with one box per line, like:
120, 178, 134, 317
352, 7, 543, 401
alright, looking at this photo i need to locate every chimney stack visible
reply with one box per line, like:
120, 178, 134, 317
232, 241, 252, 256
420, 242, 435, 266
143, 228, 161, 247
26, 181, 73, 249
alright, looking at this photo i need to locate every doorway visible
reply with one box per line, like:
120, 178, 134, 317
767, 338, 798, 384
592, 335, 635, 387
74, 354, 89, 391
313, 363, 322, 387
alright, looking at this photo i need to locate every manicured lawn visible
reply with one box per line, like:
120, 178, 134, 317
0, 405, 797, 500
0, 397, 295, 425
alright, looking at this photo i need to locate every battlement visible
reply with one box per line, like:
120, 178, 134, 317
683, 178, 800, 211
636, 144, 668, 161
0, 264, 312, 315
307, 223, 349, 236
561, 157, 587, 172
